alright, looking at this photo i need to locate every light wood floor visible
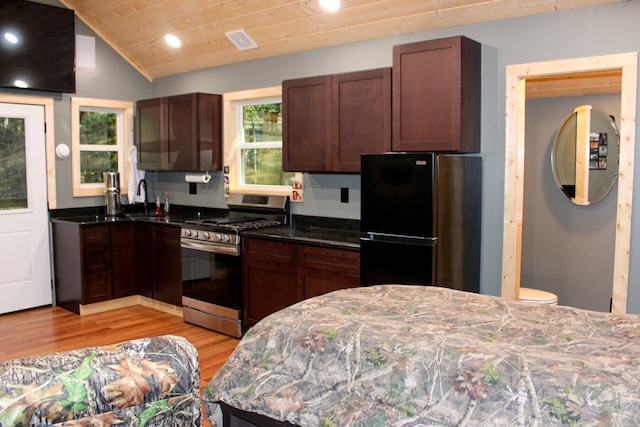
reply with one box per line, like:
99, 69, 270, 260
0, 304, 240, 393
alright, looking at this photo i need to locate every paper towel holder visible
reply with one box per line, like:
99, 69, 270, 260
185, 172, 211, 184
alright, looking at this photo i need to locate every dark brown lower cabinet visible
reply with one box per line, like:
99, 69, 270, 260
150, 225, 182, 306
242, 238, 298, 326
52, 220, 182, 314
53, 222, 114, 314
242, 237, 360, 327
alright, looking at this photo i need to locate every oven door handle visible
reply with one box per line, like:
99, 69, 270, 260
180, 239, 240, 256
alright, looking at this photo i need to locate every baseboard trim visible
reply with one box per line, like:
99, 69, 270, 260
78, 296, 183, 317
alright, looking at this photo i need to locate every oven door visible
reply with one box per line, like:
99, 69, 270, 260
181, 245, 242, 338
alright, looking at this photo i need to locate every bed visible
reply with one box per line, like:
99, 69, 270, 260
203, 284, 640, 426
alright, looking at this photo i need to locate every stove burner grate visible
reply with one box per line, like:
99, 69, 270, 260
231, 219, 282, 230
183, 217, 282, 231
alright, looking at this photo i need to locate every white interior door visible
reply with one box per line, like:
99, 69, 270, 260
0, 103, 52, 313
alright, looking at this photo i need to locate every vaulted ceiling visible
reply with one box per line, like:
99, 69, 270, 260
58, 0, 626, 82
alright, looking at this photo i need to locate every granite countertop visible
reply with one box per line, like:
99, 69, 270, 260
50, 207, 361, 251
50, 214, 185, 227
241, 226, 360, 251
242, 215, 361, 251
49, 204, 226, 227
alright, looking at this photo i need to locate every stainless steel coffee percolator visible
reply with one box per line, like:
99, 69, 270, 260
103, 171, 121, 216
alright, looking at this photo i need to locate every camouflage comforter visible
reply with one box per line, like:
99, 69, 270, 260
204, 284, 640, 426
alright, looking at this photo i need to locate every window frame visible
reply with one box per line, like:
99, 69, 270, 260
71, 97, 133, 197
224, 86, 294, 197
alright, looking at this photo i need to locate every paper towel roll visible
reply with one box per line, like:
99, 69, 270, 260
185, 173, 211, 184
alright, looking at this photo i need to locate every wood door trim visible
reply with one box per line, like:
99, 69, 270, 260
502, 52, 637, 313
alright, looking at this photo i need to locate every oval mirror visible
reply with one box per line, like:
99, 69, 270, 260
551, 105, 619, 205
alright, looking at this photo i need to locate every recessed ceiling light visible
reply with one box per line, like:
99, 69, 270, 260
4, 32, 18, 44
164, 34, 181, 48
320, 0, 341, 12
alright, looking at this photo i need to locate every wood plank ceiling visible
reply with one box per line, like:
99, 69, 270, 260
58, 0, 627, 83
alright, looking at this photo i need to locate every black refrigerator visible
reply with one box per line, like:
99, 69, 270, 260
360, 152, 481, 292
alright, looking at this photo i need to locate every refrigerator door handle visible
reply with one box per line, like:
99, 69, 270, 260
363, 232, 438, 246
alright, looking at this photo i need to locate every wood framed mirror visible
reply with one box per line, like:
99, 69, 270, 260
502, 53, 638, 314
551, 105, 620, 205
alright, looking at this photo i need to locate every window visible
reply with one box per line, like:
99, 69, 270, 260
224, 87, 295, 196
0, 116, 27, 210
71, 98, 133, 197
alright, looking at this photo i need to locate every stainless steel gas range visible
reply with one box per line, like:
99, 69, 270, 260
180, 193, 288, 338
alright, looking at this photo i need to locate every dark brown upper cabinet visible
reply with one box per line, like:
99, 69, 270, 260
283, 67, 391, 173
392, 36, 481, 153
137, 92, 222, 171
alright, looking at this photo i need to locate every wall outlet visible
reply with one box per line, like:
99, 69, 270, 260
341, 187, 349, 203
189, 183, 197, 194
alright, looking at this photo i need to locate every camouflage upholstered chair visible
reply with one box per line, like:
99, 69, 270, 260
0, 335, 202, 426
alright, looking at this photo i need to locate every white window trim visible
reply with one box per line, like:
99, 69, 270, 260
71, 97, 133, 197
224, 86, 293, 196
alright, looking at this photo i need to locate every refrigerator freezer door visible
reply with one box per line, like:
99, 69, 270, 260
360, 237, 436, 286
361, 153, 435, 238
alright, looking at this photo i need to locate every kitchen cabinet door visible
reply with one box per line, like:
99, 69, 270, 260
110, 222, 137, 298
136, 97, 164, 170
52, 221, 83, 314
332, 68, 391, 172
137, 93, 222, 171
242, 238, 298, 327
283, 75, 332, 172
392, 36, 481, 153
243, 258, 298, 327
283, 69, 391, 173
151, 225, 182, 306
194, 93, 222, 171
166, 94, 199, 170
135, 223, 153, 298
81, 225, 112, 304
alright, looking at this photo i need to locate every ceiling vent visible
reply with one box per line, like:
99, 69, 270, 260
225, 30, 258, 51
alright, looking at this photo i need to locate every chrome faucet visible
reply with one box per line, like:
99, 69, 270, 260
137, 179, 148, 213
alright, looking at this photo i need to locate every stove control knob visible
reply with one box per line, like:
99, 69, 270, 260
222, 234, 231, 243
184, 230, 191, 237
192, 231, 199, 238
203, 232, 210, 240
215, 233, 223, 242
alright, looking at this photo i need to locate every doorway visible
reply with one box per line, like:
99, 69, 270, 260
0, 102, 52, 313
522, 95, 619, 311
501, 53, 638, 314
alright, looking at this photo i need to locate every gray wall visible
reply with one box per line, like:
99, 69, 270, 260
54, 20, 152, 208
4, 1, 640, 312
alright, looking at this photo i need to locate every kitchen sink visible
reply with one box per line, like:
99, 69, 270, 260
124, 213, 159, 220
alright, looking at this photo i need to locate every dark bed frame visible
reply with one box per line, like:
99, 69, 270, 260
220, 402, 294, 427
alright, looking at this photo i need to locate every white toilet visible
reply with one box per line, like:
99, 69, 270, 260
519, 287, 558, 305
